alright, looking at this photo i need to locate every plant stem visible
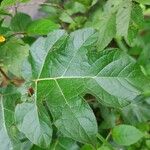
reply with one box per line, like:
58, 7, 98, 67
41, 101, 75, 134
106, 130, 112, 141
115, 37, 128, 52
97, 133, 114, 150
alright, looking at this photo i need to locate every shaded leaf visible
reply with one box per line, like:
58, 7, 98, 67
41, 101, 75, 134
11, 12, 32, 32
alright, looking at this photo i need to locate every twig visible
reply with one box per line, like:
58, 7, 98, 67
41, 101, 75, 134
106, 130, 112, 141
0, 68, 10, 81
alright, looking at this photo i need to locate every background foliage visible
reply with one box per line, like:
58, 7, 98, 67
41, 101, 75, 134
0, 0, 150, 150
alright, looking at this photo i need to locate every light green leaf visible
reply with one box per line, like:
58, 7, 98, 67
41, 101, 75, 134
24, 28, 149, 145
116, 0, 132, 36
1, 0, 30, 8
10, 12, 32, 32
27, 19, 60, 35
98, 145, 111, 150
112, 125, 144, 146
97, 14, 116, 51
81, 144, 95, 150
59, 12, 74, 24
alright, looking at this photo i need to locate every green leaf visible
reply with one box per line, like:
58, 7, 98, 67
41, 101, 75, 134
116, 0, 132, 36
0, 86, 32, 150
98, 145, 111, 150
73, 0, 92, 6
10, 12, 32, 32
0, 38, 29, 77
23, 28, 150, 145
97, 13, 116, 51
81, 144, 95, 150
134, 0, 150, 5
52, 137, 79, 150
121, 102, 150, 125
0, 0, 30, 8
0, 96, 12, 150
59, 12, 74, 24
112, 125, 144, 146
27, 19, 60, 35
15, 102, 53, 148
131, 4, 144, 29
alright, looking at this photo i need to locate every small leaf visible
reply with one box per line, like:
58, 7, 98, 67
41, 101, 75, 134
112, 125, 144, 146
27, 19, 60, 35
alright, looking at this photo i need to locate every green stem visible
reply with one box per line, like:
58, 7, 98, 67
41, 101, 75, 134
97, 133, 114, 150
115, 37, 128, 52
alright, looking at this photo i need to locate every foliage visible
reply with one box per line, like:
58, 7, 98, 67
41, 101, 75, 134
0, 0, 150, 150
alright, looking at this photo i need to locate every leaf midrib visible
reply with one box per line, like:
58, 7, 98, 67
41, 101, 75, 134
34, 76, 138, 82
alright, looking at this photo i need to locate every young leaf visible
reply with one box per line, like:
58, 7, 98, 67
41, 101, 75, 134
27, 19, 60, 36
112, 125, 144, 146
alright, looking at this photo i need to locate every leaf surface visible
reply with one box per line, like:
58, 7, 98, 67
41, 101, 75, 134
27, 19, 60, 35
22, 28, 149, 145
112, 125, 143, 146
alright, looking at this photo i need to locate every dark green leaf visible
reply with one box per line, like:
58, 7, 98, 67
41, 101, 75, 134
11, 12, 32, 32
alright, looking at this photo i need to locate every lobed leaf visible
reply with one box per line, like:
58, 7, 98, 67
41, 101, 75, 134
19, 28, 150, 146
